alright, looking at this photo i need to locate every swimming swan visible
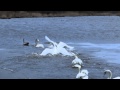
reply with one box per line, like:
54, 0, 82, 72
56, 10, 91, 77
71, 53, 83, 66
23, 38, 29, 46
76, 69, 89, 79
104, 70, 120, 79
74, 64, 88, 79
35, 39, 44, 48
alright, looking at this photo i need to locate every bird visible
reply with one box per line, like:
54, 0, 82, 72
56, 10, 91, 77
40, 42, 58, 56
74, 64, 88, 79
104, 70, 120, 79
79, 69, 89, 79
41, 36, 74, 56
35, 39, 44, 48
71, 52, 83, 66
23, 38, 29, 46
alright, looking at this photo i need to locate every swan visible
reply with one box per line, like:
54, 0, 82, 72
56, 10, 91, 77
23, 38, 29, 46
40, 42, 58, 56
45, 36, 74, 52
104, 70, 120, 79
71, 52, 83, 66
74, 64, 88, 79
35, 39, 44, 48
42, 36, 74, 56
76, 69, 89, 79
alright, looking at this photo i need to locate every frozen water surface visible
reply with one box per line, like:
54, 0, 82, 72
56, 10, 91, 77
0, 16, 120, 78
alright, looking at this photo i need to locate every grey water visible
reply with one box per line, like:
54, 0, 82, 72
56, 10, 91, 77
0, 16, 120, 79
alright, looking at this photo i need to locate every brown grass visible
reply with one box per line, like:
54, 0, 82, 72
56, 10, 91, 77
0, 11, 120, 19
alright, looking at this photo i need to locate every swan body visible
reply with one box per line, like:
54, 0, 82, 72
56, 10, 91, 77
71, 53, 83, 66
76, 69, 89, 79
74, 64, 88, 79
104, 70, 120, 79
57, 42, 75, 51
35, 39, 44, 48
72, 64, 81, 68
41, 36, 74, 56
23, 38, 29, 46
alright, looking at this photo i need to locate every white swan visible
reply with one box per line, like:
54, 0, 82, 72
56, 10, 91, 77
74, 64, 88, 79
71, 52, 83, 66
76, 69, 89, 79
40, 42, 58, 56
45, 36, 74, 52
41, 36, 74, 56
35, 39, 44, 48
23, 38, 29, 46
104, 70, 120, 79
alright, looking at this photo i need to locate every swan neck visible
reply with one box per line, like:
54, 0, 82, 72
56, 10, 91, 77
108, 71, 112, 79
78, 67, 81, 73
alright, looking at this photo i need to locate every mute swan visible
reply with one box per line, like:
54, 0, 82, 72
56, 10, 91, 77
76, 69, 89, 79
40, 42, 58, 56
74, 64, 88, 79
104, 70, 120, 79
41, 36, 74, 56
71, 52, 83, 66
45, 36, 74, 51
35, 39, 44, 48
23, 38, 29, 46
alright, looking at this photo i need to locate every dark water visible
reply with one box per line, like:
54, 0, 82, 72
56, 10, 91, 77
0, 16, 120, 79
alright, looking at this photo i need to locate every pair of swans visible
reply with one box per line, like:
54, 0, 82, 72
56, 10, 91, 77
104, 70, 120, 79
73, 64, 89, 79
40, 36, 74, 56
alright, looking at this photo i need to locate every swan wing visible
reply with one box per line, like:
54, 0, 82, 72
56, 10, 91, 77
58, 42, 74, 51
45, 36, 58, 46
59, 47, 73, 56
40, 48, 52, 56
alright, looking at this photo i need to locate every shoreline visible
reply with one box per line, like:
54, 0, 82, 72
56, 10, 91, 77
0, 11, 120, 19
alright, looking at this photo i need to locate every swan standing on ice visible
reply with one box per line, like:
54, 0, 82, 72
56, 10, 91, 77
104, 70, 120, 79
35, 39, 44, 48
74, 64, 88, 79
71, 53, 83, 66
23, 38, 29, 46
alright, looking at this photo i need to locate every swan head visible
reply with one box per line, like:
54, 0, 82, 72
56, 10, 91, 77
35, 39, 39, 43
